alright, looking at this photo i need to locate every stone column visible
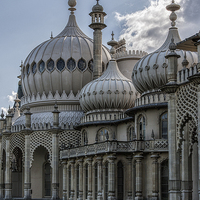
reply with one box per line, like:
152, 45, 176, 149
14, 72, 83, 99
78, 159, 83, 200
51, 103, 60, 200
4, 109, 13, 200
108, 154, 116, 200
181, 123, 192, 200
168, 93, 181, 200
96, 157, 103, 200
126, 156, 133, 200
0, 135, 3, 199
24, 107, 32, 200
69, 160, 75, 200
87, 158, 93, 200
62, 161, 67, 200
150, 154, 159, 200
134, 154, 143, 200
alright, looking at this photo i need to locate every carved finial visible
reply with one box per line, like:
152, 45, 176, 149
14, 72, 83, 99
20, 60, 23, 68
1, 110, 4, 119
166, 0, 180, 27
50, 31, 53, 39
107, 32, 118, 59
54, 100, 58, 111
68, 0, 77, 13
169, 37, 176, 52
97, 0, 99, 4
182, 52, 189, 69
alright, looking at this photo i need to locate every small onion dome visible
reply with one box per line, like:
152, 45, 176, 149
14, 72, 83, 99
92, 0, 103, 12
132, 1, 198, 95
79, 59, 136, 113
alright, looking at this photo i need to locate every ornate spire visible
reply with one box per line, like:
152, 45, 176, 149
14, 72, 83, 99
166, 0, 180, 27
50, 31, 53, 39
107, 32, 118, 59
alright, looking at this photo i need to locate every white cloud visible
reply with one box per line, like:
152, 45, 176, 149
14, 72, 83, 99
7, 91, 17, 103
115, 0, 189, 53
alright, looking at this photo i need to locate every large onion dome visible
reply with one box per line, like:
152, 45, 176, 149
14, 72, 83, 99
21, 1, 111, 105
132, 1, 198, 95
79, 34, 136, 114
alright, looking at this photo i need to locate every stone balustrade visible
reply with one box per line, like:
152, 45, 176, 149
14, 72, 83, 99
60, 139, 168, 159
135, 93, 169, 107
115, 50, 148, 60
178, 64, 198, 84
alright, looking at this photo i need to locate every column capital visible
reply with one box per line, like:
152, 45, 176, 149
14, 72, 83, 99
134, 154, 143, 160
150, 153, 160, 160
50, 127, 62, 135
108, 154, 116, 161
69, 159, 75, 165
21, 129, 33, 136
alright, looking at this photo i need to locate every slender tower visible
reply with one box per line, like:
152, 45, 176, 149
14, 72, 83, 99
89, 0, 107, 80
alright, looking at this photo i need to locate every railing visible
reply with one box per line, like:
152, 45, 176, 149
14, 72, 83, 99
135, 93, 169, 107
115, 50, 148, 59
60, 139, 168, 159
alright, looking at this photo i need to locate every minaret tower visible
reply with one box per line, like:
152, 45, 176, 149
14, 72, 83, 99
89, 0, 107, 80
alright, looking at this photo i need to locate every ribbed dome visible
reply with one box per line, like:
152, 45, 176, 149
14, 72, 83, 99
132, 27, 198, 95
21, 11, 111, 100
79, 59, 136, 113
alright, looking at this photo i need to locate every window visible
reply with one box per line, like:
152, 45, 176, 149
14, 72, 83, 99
161, 113, 168, 139
76, 165, 79, 198
39, 60, 45, 73
128, 126, 135, 141
139, 116, 146, 140
44, 153, 51, 197
98, 128, 109, 142
105, 162, 108, 200
69, 165, 71, 198
117, 161, 124, 200
67, 58, 76, 71
57, 58, 65, 71
161, 160, 168, 200
94, 163, 98, 199
27, 64, 30, 75
85, 164, 88, 199
78, 59, 86, 71
88, 59, 93, 72
32, 62, 37, 74
47, 59, 54, 72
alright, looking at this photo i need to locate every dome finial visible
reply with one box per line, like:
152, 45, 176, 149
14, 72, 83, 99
68, 0, 77, 13
107, 32, 118, 59
182, 52, 189, 69
50, 31, 53, 39
166, 0, 180, 27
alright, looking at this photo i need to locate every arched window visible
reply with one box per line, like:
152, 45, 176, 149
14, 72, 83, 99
117, 161, 124, 200
128, 126, 135, 141
44, 153, 51, 197
94, 163, 98, 199
104, 162, 108, 200
161, 113, 168, 139
32, 62, 37, 74
98, 128, 109, 142
161, 160, 168, 200
76, 165, 79, 199
85, 164, 88, 199
139, 115, 146, 140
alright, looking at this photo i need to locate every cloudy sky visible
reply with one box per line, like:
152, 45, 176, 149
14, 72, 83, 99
0, 0, 200, 113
